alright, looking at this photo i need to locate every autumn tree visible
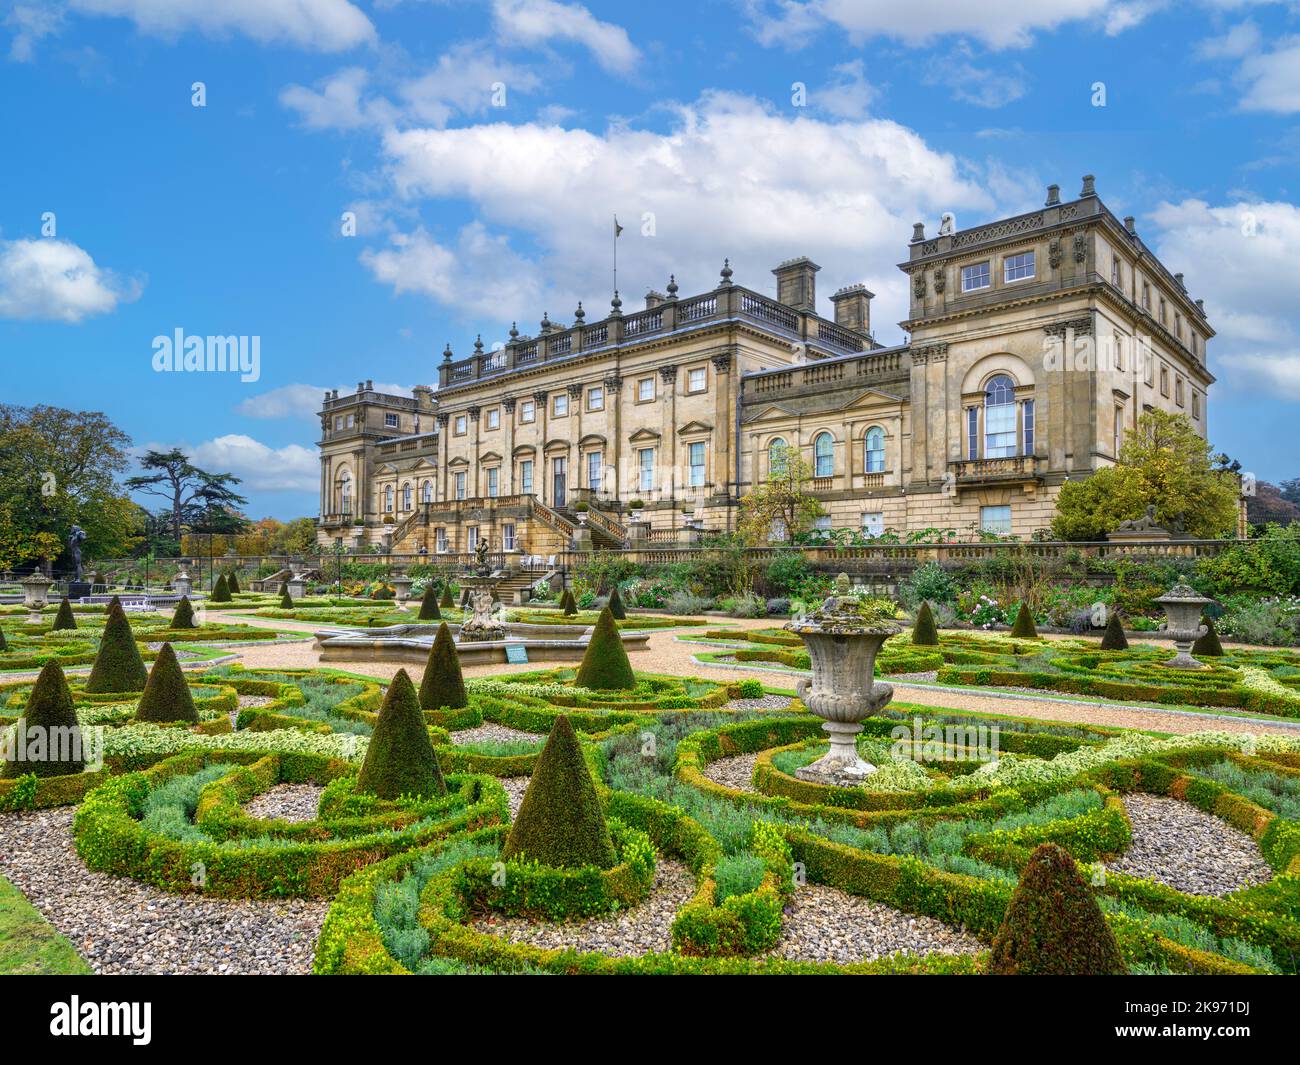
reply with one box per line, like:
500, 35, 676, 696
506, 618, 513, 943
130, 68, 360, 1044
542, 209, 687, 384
738, 442, 825, 546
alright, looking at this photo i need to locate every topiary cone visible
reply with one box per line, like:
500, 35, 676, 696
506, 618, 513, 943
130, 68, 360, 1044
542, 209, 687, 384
607, 585, 627, 620
0, 661, 84, 778
561, 589, 577, 616
357, 669, 446, 799
987, 843, 1124, 975
85, 596, 148, 693
210, 573, 231, 603
227, 571, 241, 595
1192, 615, 1224, 657
911, 600, 939, 646
51, 597, 77, 631
501, 715, 615, 869
575, 606, 635, 691
1009, 601, 1038, 638
1099, 610, 1128, 651
170, 595, 196, 629
418, 583, 442, 621
439, 582, 454, 609
279, 584, 294, 609
135, 642, 198, 724
419, 622, 466, 710
0, 625, 7, 652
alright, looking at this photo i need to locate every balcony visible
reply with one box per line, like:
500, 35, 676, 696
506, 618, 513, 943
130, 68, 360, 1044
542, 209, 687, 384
318, 512, 356, 528
948, 455, 1041, 489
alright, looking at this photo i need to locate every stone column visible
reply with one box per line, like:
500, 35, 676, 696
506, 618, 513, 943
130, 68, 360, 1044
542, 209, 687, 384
503, 397, 517, 493
467, 405, 482, 497
605, 374, 623, 500
533, 390, 550, 504
660, 364, 678, 505
712, 353, 733, 505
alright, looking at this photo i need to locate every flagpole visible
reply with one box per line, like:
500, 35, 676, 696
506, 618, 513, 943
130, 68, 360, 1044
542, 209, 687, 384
613, 214, 619, 296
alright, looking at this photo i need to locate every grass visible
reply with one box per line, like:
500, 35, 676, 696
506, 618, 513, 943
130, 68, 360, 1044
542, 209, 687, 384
0, 876, 93, 975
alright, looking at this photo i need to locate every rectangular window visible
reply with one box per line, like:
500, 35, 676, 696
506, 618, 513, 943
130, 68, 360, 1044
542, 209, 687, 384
520, 459, 533, 495
454, 471, 466, 500
587, 451, 603, 490
1111, 257, 1120, 286
1114, 407, 1124, 457
985, 401, 1017, 459
486, 408, 500, 430
638, 448, 655, 493
687, 367, 707, 393
769, 517, 787, 542
638, 377, 655, 402
980, 505, 1012, 536
553, 393, 568, 416
1174, 313, 1182, 340
1160, 366, 1170, 397
454, 415, 467, 436
967, 407, 978, 460
486, 467, 499, 497
587, 386, 604, 411
1175, 376, 1184, 407
385, 412, 398, 428
1159, 298, 1167, 325
861, 512, 884, 538
334, 415, 343, 430
467, 527, 478, 551
814, 516, 832, 532
435, 528, 447, 553
1004, 251, 1035, 283
520, 400, 535, 423
1113, 333, 1125, 372
688, 441, 706, 486
1022, 399, 1035, 455
502, 523, 516, 551
1192, 391, 1201, 419
1142, 282, 1151, 310
961, 261, 990, 292
346, 414, 355, 428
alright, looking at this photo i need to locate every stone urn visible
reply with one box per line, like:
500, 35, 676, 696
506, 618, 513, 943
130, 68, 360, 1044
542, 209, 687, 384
286, 572, 308, 601
391, 575, 414, 604
1154, 580, 1214, 669
20, 571, 53, 610
173, 567, 193, 597
784, 574, 900, 785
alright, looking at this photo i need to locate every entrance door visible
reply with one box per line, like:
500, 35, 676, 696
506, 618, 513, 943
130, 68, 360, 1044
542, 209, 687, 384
552, 457, 567, 508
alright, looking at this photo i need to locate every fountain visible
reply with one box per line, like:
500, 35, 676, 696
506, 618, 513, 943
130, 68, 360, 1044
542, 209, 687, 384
785, 573, 900, 786
1154, 580, 1214, 669
458, 586, 506, 642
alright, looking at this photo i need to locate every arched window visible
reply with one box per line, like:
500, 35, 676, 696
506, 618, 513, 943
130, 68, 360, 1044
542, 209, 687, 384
768, 437, 788, 477
401, 483, 412, 511
814, 432, 834, 478
421, 480, 432, 504
339, 472, 352, 515
864, 426, 885, 473
983, 375, 1017, 458
384, 485, 393, 513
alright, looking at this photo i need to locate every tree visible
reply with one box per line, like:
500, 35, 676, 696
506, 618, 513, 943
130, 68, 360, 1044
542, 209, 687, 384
1246, 481, 1300, 528
911, 601, 939, 646
1051, 411, 1238, 541
125, 448, 247, 544
1, 661, 83, 778
738, 442, 825, 545
1099, 610, 1128, 651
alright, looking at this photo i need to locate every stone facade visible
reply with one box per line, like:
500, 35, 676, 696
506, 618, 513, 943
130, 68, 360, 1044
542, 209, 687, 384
317, 177, 1214, 552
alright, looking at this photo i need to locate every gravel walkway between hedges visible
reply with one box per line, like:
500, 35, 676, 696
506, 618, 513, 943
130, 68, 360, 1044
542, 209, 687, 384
242, 784, 324, 823
450, 723, 544, 747
502, 776, 530, 820
767, 883, 982, 964
1104, 794, 1274, 897
469, 859, 695, 957
701, 752, 761, 792
724, 695, 794, 712
0, 808, 326, 974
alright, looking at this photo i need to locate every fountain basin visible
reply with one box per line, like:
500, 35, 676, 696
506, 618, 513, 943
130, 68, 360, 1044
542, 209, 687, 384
314, 622, 651, 666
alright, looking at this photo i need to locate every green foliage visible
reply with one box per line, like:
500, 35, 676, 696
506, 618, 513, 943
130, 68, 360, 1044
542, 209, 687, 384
575, 607, 636, 691
1010, 601, 1038, 638
736, 679, 765, 699
439, 582, 454, 609
279, 585, 294, 609
714, 852, 767, 902
0, 626, 7, 652
417, 583, 441, 621
419, 623, 466, 710
210, 574, 232, 603
1192, 616, 1224, 656
0, 661, 84, 778
1198, 524, 1300, 598
84, 596, 148, 694
912, 601, 940, 646
501, 715, 615, 869
134, 643, 199, 724
1100, 610, 1128, 651
607, 585, 627, 620
51, 598, 76, 631
738, 442, 824, 545
170, 596, 196, 629
357, 669, 446, 800
561, 589, 577, 616
899, 561, 957, 608
227, 571, 241, 594
765, 551, 813, 596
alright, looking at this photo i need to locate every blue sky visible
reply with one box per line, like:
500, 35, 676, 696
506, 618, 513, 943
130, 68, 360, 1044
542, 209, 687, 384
2, 0, 1298, 520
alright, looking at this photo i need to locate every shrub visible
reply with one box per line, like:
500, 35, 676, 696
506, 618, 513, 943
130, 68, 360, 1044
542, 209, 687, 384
134, 643, 199, 724
85, 596, 149, 693
765, 598, 791, 616
1218, 598, 1297, 647
607, 585, 627, 620
575, 607, 636, 691
561, 589, 578, 616
417, 583, 441, 621
736, 679, 765, 699
714, 852, 767, 902
357, 669, 446, 800
0, 626, 7, 652
1193, 616, 1224, 656
439, 583, 454, 609
419, 623, 466, 710
227, 571, 241, 595
51, 597, 77, 631
1100, 610, 1128, 651
766, 551, 813, 596
728, 593, 766, 619
900, 561, 957, 608
170, 596, 196, 629
210, 574, 232, 603
1010, 601, 1038, 638
987, 843, 1124, 975
501, 715, 615, 869
0, 661, 83, 778
279, 585, 294, 609
666, 591, 712, 616
911, 601, 939, 646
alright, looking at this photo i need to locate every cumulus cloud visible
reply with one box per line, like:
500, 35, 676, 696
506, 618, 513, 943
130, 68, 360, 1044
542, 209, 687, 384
187, 434, 320, 492
238, 382, 413, 419
0, 237, 141, 322
491, 0, 639, 74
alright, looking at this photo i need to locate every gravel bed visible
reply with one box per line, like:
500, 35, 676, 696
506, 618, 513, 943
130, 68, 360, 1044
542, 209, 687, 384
470, 859, 695, 956
242, 784, 324, 823
502, 777, 530, 820
767, 883, 982, 964
1105, 793, 1274, 897
886, 670, 939, 683
237, 694, 274, 708
701, 752, 761, 792
450, 723, 544, 747
0, 808, 326, 974
724, 695, 794, 712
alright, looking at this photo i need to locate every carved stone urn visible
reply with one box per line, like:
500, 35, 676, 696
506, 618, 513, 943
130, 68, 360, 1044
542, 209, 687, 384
390, 574, 414, 604
173, 567, 193, 598
20, 570, 53, 610
784, 574, 900, 785
1154, 580, 1214, 669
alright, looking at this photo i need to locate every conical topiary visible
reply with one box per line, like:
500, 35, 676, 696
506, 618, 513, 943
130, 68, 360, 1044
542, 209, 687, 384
51, 597, 77, 631
0, 626, 7, 652
439, 582, 454, 609
1099, 610, 1128, 651
85, 596, 148, 693
357, 669, 445, 799
1, 661, 83, 778
170, 595, 196, 630
1193, 615, 1224, 657
227, 571, 241, 594
575, 606, 635, 691
911, 600, 939, 646
607, 585, 627, 621
134, 642, 198, 724
987, 843, 1124, 975
279, 585, 294, 609
417, 583, 442, 621
501, 715, 615, 869
210, 573, 231, 603
1010, 601, 1038, 638
419, 623, 466, 710
561, 589, 577, 616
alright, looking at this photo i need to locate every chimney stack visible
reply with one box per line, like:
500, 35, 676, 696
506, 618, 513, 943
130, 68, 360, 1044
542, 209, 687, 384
1045, 184, 1061, 206
829, 284, 874, 337
772, 256, 821, 313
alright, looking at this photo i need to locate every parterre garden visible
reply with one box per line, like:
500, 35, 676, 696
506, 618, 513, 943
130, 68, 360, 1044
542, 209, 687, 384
2, 596, 1299, 976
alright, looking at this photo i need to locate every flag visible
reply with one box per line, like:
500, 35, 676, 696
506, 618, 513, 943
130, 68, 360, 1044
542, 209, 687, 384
614, 215, 623, 238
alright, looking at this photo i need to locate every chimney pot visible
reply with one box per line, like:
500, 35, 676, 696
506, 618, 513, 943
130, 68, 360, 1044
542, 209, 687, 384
1081, 174, 1097, 197
911, 222, 926, 243
1124, 216, 1136, 234
1045, 184, 1061, 206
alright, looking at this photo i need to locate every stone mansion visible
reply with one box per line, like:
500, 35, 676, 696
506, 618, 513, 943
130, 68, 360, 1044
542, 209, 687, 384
316, 176, 1214, 556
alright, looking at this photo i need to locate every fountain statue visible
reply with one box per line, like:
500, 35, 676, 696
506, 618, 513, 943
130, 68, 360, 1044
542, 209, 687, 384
458, 587, 506, 642
784, 573, 900, 785
1154, 580, 1214, 669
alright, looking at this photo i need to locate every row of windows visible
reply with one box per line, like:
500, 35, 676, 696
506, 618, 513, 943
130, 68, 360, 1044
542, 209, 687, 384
768, 427, 888, 480
769, 505, 1015, 542
431, 523, 517, 553
959, 250, 1035, 293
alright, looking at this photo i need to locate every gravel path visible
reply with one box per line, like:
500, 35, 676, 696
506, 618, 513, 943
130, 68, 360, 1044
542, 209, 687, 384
469, 859, 695, 956
450, 723, 544, 746
237, 694, 274, 709
502, 776, 530, 820
725, 695, 794, 712
0, 808, 326, 974
767, 883, 982, 964
701, 752, 761, 792
1105, 794, 1274, 897
243, 784, 324, 823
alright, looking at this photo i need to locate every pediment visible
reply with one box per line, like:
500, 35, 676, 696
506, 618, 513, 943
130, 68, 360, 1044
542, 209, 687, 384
677, 420, 713, 436
479, 451, 503, 464
628, 427, 661, 444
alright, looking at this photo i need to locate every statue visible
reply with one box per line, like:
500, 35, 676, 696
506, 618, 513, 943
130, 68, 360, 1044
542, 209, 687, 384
474, 536, 491, 577
1117, 504, 1162, 533
67, 525, 87, 581
938, 212, 956, 236
458, 587, 506, 642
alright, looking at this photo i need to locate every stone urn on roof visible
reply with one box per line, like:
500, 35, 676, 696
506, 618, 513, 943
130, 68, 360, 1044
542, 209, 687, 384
784, 573, 900, 786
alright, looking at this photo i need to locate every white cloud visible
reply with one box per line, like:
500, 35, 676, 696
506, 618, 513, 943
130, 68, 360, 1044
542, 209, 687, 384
0, 237, 141, 322
238, 382, 412, 418
1237, 36, 1300, 112
188, 434, 320, 492
279, 67, 396, 130
66, 0, 375, 52
1198, 19, 1261, 60
924, 53, 1028, 108
5, 3, 63, 61
1151, 198, 1300, 398
814, 60, 877, 118
491, 0, 639, 73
